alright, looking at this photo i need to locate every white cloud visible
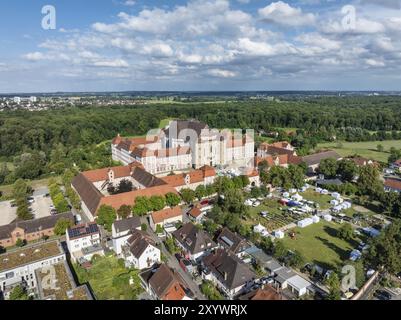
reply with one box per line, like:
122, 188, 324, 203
92, 59, 129, 68
208, 68, 237, 78
258, 1, 316, 27
23, 52, 46, 61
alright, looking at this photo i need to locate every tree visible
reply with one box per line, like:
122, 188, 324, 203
165, 192, 181, 207
17, 204, 33, 221
240, 175, 250, 188
53, 193, 69, 213
213, 176, 235, 194
116, 179, 133, 194
141, 223, 148, 231
325, 273, 342, 300
15, 238, 26, 247
319, 158, 338, 178
288, 250, 305, 268
117, 205, 132, 219
149, 195, 166, 211
222, 189, 247, 215
97, 205, 117, 232
195, 185, 206, 200
273, 240, 287, 260
54, 218, 74, 236
12, 179, 29, 200
180, 189, 196, 204
156, 224, 164, 235
357, 165, 383, 198
377, 144, 384, 152
0, 163, 10, 185
250, 187, 262, 199
337, 223, 354, 241
337, 159, 358, 182
9, 285, 29, 300
132, 196, 151, 216
366, 219, 401, 274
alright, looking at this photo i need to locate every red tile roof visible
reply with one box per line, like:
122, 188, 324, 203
384, 178, 401, 191
151, 206, 182, 224
188, 207, 202, 218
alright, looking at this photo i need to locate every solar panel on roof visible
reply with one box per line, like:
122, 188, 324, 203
221, 236, 234, 247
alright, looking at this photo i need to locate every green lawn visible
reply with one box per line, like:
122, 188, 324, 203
301, 189, 333, 210
317, 140, 401, 163
73, 255, 143, 300
281, 221, 361, 270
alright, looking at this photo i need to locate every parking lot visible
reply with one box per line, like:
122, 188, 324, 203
0, 187, 53, 225
0, 201, 17, 226
29, 187, 53, 219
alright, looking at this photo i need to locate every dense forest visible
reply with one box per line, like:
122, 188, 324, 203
1, 96, 401, 185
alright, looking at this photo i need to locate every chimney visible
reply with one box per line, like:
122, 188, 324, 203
224, 272, 228, 281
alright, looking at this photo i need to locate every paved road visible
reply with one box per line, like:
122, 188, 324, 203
143, 217, 206, 300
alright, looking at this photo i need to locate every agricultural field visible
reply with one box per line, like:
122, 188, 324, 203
281, 221, 363, 270
317, 140, 401, 163
73, 255, 143, 300
245, 199, 297, 232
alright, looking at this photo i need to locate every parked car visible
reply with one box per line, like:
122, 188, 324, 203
374, 290, 392, 300
75, 214, 82, 223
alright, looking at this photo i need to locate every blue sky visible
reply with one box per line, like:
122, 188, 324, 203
0, 0, 401, 93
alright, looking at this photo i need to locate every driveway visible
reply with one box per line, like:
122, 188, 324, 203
0, 201, 17, 226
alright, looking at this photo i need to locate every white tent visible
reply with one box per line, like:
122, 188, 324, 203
292, 193, 303, 201
330, 200, 339, 206
342, 202, 352, 209
298, 218, 314, 228
312, 216, 320, 223
289, 188, 297, 194
274, 230, 285, 239
323, 214, 333, 222
283, 192, 290, 198
331, 192, 341, 199
254, 224, 267, 234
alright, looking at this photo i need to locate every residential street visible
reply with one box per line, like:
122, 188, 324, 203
142, 217, 207, 300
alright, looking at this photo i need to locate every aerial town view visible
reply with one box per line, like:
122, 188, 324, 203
1, 0, 401, 314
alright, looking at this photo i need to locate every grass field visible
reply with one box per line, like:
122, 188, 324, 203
281, 221, 361, 270
301, 189, 333, 210
317, 140, 401, 163
73, 255, 143, 300
244, 199, 297, 232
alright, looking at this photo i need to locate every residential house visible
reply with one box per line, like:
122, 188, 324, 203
66, 222, 104, 263
201, 249, 257, 299
238, 285, 286, 300
216, 227, 250, 258
273, 267, 312, 297
139, 264, 192, 300
384, 178, 401, 193
173, 223, 217, 262
112, 216, 141, 255
121, 230, 161, 270
150, 206, 183, 232
0, 212, 74, 248
188, 206, 207, 223
0, 241, 66, 298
